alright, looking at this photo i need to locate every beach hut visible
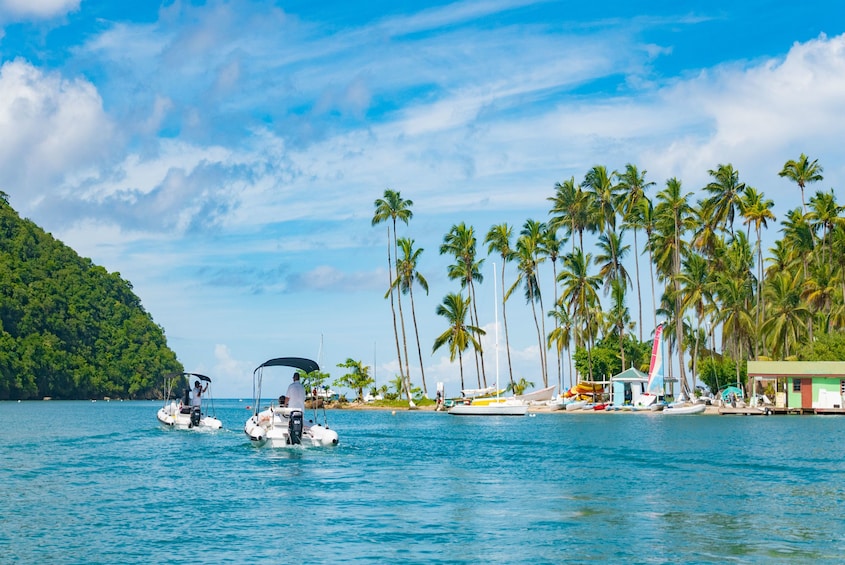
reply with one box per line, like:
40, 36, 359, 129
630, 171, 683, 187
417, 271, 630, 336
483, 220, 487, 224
610, 367, 649, 406
747, 361, 845, 413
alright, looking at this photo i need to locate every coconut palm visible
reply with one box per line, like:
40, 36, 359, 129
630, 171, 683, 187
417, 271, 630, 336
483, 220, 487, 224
372, 190, 413, 394
761, 271, 810, 359
778, 153, 823, 215
704, 163, 746, 236
653, 177, 694, 397
740, 187, 776, 357
618, 164, 655, 341
508, 229, 548, 386
484, 223, 516, 387
432, 292, 484, 392
547, 304, 573, 389
557, 248, 601, 381
548, 177, 592, 255
806, 189, 845, 265
391, 237, 430, 395
441, 223, 486, 387
540, 224, 566, 388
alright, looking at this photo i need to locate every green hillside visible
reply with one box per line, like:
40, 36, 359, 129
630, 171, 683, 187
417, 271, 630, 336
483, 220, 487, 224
0, 196, 182, 400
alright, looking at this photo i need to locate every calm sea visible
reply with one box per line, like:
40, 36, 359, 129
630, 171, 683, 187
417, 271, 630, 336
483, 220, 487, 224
2, 400, 844, 564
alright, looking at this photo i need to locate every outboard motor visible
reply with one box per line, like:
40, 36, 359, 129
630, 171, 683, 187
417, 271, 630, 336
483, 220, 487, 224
288, 410, 304, 444
190, 406, 201, 428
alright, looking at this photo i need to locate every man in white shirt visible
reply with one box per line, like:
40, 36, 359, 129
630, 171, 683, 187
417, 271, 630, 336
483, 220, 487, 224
284, 373, 306, 411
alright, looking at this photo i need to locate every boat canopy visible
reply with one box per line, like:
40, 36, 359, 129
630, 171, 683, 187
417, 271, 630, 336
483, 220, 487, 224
254, 357, 320, 374
166, 372, 212, 383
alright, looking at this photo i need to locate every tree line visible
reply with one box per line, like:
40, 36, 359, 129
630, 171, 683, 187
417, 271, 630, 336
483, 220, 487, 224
373, 153, 845, 398
0, 194, 182, 400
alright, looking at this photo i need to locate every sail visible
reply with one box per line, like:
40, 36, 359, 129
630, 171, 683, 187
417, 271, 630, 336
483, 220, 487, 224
646, 324, 664, 395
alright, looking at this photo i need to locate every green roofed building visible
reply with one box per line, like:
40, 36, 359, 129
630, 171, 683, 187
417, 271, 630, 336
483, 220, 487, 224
747, 361, 845, 413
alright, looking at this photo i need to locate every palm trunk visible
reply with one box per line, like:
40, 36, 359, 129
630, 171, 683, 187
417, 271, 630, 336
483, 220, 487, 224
409, 284, 427, 395
500, 260, 515, 387
386, 226, 405, 384
392, 219, 412, 401
551, 258, 561, 393
468, 276, 487, 388
633, 228, 643, 341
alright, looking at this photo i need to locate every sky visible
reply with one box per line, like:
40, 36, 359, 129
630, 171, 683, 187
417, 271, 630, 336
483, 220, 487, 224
1, 0, 844, 399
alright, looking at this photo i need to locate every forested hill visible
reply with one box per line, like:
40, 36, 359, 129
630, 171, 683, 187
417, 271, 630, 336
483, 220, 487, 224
0, 197, 182, 400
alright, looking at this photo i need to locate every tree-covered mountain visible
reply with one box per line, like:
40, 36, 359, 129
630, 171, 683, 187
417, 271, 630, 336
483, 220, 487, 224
0, 196, 182, 400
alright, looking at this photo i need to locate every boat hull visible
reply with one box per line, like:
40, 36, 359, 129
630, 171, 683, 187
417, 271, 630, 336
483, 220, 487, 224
447, 404, 528, 416
244, 409, 339, 447
663, 403, 706, 415
156, 402, 222, 430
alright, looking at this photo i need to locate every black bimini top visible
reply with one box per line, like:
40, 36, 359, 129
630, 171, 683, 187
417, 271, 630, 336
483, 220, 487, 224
255, 357, 319, 374
167, 371, 212, 383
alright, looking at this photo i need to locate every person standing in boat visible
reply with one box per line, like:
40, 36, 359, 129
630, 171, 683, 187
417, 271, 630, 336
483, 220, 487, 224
192, 379, 207, 408
284, 372, 306, 411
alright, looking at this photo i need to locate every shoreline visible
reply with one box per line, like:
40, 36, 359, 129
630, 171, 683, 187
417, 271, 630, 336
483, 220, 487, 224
318, 402, 723, 415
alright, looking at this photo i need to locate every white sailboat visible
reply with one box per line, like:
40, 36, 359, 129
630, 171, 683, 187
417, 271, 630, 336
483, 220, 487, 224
633, 324, 666, 411
448, 263, 527, 416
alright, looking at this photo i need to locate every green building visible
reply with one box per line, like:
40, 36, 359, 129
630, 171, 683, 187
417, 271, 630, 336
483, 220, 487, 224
747, 361, 845, 412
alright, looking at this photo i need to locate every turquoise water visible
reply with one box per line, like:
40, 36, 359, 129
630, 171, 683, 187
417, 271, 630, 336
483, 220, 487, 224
2, 401, 845, 564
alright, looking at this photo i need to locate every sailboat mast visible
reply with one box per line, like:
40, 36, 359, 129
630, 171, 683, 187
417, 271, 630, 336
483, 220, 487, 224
494, 262, 500, 400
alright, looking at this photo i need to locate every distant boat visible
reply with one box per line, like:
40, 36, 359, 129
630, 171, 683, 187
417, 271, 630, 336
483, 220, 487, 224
448, 263, 527, 417
156, 372, 223, 430
634, 323, 666, 410
516, 385, 556, 404
663, 402, 706, 415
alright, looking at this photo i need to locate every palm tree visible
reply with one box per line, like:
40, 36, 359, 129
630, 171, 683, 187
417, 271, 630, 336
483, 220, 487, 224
547, 304, 573, 390
391, 238, 430, 395
432, 292, 484, 392
540, 224, 566, 388
594, 229, 631, 293
508, 229, 548, 386
441, 223, 486, 387
548, 177, 592, 255
557, 248, 601, 381
704, 163, 746, 236
779, 153, 823, 215
484, 223, 515, 387
653, 177, 694, 397
638, 196, 658, 330
761, 271, 810, 359
739, 187, 776, 357
372, 190, 413, 394
806, 189, 844, 265
618, 164, 655, 341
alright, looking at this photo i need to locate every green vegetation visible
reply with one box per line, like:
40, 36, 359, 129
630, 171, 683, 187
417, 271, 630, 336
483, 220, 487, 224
0, 197, 181, 400
374, 153, 845, 397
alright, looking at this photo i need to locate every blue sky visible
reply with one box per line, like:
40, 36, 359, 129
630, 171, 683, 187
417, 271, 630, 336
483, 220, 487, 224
1, 0, 844, 398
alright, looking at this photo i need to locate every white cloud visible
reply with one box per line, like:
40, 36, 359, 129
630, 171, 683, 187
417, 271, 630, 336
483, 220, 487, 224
0, 60, 114, 206
0, 0, 78, 19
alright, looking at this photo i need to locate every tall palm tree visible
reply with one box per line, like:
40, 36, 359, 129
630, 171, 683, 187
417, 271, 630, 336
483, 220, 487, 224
778, 153, 823, 215
540, 224, 566, 389
432, 292, 484, 392
548, 177, 592, 255
653, 177, 693, 397
508, 229, 548, 386
391, 238, 430, 395
557, 248, 601, 381
372, 190, 413, 392
740, 187, 776, 357
638, 196, 658, 330
806, 189, 844, 265
440, 223, 486, 387
704, 163, 746, 236
594, 229, 631, 293
484, 223, 516, 387
618, 164, 655, 341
